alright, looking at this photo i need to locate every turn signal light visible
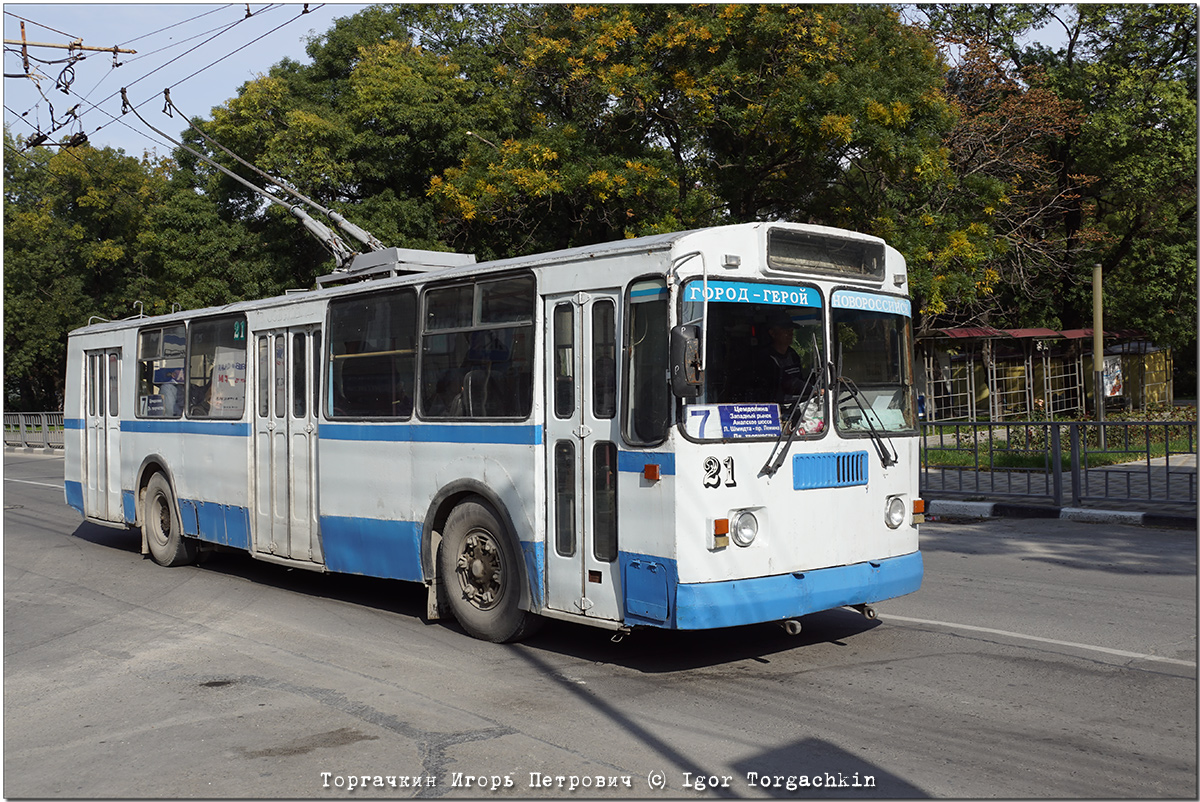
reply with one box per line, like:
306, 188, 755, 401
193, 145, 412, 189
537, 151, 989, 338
712, 518, 730, 549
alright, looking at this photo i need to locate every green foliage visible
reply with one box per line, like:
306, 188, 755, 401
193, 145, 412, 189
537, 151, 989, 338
919, 3, 1197, 359
4, 132, 168, 408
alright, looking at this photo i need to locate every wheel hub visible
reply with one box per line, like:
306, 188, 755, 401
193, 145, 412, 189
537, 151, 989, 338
456, 529, 503, 610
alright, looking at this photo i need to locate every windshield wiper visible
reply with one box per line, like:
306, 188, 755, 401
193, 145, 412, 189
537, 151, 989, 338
835, 373, 898, 468
760, 335, 825, 478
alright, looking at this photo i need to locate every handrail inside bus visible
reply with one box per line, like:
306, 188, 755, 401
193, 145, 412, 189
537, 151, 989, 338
331, 349, 417, 360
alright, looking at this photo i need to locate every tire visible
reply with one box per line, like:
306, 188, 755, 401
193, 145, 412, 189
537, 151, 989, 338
143, 473, 197, 567
438, 498, 540, 642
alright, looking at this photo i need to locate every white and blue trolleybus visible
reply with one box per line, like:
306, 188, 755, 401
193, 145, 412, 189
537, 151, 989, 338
65, 222, 923, 641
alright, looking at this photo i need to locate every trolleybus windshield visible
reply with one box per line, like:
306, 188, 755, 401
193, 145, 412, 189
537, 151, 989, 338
830, 289, 917, 434
680, 279, 826, 440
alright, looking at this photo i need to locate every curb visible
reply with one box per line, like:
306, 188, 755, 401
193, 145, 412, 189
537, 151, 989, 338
926, 499, 1196, 530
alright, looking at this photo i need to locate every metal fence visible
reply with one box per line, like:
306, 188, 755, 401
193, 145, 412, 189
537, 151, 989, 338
7, 410, 1195, 510
921, 419, 1197, 510
3, 412, 66, 450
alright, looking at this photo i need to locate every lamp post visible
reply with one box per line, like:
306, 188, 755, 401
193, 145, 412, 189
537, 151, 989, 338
1093, 263, 1105, 449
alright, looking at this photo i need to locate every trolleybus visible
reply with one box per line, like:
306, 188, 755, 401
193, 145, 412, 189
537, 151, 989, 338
64, 222, 923, 642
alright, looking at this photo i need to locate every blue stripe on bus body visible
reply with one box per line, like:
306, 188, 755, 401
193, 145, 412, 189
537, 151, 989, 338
177, 499, 251, 550
65, 480, 84, 514
65, 418, 85, 430
177, 494, 250, 552
320, 516, 424, 581
520, 541, 546, 610
122, 419, 251, 437
616, 451, 676, 475
123, 490, 137, 524
319, 422, 543, 446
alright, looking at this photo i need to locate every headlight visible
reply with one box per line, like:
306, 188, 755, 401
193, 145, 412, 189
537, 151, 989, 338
885, 496, 907, 529
730, 510, 759, 547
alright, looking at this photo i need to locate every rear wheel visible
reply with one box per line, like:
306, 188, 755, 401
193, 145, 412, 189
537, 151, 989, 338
143, 473, 197, 567
438, 498, 539, 642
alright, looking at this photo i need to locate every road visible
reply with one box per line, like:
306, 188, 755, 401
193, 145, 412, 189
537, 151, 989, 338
4, 452, 1195, 798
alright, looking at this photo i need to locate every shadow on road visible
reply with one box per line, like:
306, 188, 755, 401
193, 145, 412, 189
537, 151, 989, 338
523, 607, 881, 672
920, 521, 1197, 576
66, 520, 887, 668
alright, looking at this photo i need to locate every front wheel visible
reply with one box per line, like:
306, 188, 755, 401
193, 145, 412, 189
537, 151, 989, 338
438, 498, 539, 642
143, 473, 197, 567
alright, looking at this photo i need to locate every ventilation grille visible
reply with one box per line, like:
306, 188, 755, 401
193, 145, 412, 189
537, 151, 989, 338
792, 451, 869, 490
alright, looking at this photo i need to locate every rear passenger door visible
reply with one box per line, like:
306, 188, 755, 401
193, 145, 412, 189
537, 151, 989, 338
83, 349, 122, 522
253, 325, 323, 564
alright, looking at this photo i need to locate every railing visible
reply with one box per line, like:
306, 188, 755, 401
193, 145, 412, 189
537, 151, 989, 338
3, 412, 66, 450
921, 419, 1197, 510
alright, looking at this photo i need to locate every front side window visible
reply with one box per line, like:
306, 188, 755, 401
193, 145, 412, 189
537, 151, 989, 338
420, 275, 535, 419
830, 290, 916, 434
188, 316, 248, 419
137, 324, 186, 417
679, 280, 826, 440
328, 289, 417, 418
623, 279, 670, 445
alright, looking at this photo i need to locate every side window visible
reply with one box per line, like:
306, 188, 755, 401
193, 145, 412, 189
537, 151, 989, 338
136, 324, 186, 418
593, 441, 618, 561
188, 316, 248, 419
553, 441, 576, 557
420, 275, 535, 419
593, 300, 617, 419
107, 353, 120, 416
257, 336, 270, 418
623, 279, 670, 445
553, 303, 575, 418
328, 289, 417, 418
273, 335, 286, 418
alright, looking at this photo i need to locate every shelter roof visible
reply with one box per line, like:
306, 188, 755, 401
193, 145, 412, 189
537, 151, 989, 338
930, 326, 1009, 339
1004, 327, 1062, 339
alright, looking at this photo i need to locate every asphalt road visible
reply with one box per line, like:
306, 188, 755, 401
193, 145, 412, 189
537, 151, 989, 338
4, 452, 1196, 798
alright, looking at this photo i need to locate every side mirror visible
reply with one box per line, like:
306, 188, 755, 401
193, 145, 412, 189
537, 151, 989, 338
670, 325, 703, 398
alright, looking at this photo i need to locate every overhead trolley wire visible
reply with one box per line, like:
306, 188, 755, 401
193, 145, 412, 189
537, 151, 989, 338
2, 10, 78, 41
12, 4, 318, 153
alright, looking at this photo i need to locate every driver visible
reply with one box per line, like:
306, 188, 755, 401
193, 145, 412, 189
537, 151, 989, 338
746, 309, 808, 406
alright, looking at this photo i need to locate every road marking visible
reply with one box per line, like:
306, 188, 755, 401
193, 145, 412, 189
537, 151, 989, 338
886, 613, 1197, 668
4, 478, 62, 490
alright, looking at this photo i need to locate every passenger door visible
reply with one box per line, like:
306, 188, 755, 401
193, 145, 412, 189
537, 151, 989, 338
543, 291, 622, 622
253, 326, 323, 563
84, 349, 122, 522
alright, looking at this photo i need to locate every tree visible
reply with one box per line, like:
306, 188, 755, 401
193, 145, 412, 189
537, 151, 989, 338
918, 3, 1197, 365
429, 5, 954, 257
3, 132, 169, 409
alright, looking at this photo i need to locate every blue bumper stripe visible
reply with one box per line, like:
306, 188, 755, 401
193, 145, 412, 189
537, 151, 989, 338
673, 551, 923, 630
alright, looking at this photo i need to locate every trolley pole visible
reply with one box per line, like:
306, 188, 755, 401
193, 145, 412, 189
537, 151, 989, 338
1092, 263, 1105, 450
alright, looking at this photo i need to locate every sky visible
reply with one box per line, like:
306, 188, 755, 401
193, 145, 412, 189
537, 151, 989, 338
4, 2, 369, 158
